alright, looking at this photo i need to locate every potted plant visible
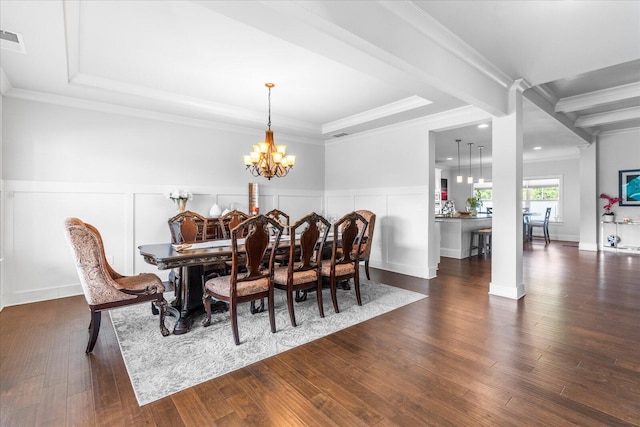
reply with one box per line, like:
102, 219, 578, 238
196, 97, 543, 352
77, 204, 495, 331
600, 193, 621, 222
466, 190, 483, 215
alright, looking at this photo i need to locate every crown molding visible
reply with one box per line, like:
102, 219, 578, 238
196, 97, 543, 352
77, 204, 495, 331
324, 105, 491, 145
556, 82, 640, 113
0, 67, 13, 94
2, 87, 325, 146
322, 95, 432, 135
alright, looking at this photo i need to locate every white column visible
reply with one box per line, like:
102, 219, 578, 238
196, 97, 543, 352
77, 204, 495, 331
427, 130, 439, 277
489, 81, 527, 300
579, 136, 599, 251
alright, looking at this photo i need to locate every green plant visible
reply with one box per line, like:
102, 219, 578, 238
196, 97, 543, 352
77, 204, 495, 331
466, 190, 482, 209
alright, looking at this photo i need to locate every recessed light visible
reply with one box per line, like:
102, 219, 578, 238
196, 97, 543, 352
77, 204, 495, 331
533, 146, 542, 150
446, 157, 453, 160
478, 123, 489, 129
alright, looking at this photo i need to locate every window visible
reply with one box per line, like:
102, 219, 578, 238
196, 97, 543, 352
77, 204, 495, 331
473, 177, 561, 221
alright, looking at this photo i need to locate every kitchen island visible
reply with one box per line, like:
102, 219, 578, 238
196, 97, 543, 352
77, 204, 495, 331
436, 214, 492, 259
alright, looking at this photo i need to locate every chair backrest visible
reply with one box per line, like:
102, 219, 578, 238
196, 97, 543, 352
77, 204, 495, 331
289, 212, 331, 273
354, 210, 376, 259
265, 209, 290, 234
323, 211, 368, 268
219, 210, 251, 239
543, 207, 552, 223
168, 211, 208, 243
486, 207, 493, 215
229, 215, 283, 288
63, 218, 128, 306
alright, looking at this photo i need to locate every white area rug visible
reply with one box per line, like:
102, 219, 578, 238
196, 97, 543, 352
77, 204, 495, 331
110, 280, 427, 406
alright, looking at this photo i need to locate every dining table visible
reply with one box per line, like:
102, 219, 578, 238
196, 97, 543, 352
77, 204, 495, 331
139, 233, 339, 334
139, 236, 289, 334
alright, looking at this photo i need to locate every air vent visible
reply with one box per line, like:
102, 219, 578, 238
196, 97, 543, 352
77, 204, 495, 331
1, 29, 26, 54
332, 132, 349, 138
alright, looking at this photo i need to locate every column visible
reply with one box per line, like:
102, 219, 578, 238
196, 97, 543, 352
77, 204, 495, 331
489, 80, 528, 299
579, 135, 598, 251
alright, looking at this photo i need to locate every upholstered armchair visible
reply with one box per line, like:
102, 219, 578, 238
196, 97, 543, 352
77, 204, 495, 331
64, 218, 170, 353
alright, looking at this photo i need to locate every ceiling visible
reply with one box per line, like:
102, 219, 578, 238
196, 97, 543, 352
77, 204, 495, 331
1, 1, 639, 167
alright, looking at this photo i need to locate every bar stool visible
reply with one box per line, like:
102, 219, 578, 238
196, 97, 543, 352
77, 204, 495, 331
469, 228, 492, 259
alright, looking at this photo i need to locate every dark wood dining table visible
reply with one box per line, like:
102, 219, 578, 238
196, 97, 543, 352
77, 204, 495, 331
139, 237, 288, 334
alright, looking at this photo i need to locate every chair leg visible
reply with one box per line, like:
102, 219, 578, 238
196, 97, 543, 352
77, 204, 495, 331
202, 295, 212, 327
330, 277, 340, 313
230, 302, 240, 345
154, 298, 170, 337
316, 279, 325, 318
354, 273, 362, 306
268, 289, 276, 334
86, 309, 101, 353
364, 259, 371, 280
286, 288, 297, 327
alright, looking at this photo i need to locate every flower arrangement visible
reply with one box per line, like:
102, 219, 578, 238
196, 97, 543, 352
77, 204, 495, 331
599, 193, 621, 215
167, 189, 192, 212
167, 190, 192, 201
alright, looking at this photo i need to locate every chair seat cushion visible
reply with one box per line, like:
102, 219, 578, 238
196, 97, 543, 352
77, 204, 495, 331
273, 266, 318, 286
320, 262, 355, 277
205, 275, 269, 297
114, 273, 165, 293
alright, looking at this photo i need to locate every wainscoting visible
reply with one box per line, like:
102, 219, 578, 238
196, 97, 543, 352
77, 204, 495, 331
1, 181, 433, 308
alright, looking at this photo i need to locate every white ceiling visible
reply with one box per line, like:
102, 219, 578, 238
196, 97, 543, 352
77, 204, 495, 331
1, 0, 639, 167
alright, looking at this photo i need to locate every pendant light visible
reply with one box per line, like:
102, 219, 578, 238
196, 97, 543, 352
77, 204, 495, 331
467, 142, 474, 184
456, 139, 462, 183
478, 145, 484, 184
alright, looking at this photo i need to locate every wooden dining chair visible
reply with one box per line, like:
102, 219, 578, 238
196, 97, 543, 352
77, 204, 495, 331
354, 210, 376, 280
319, 211, 368, 313
218, 210, 251, 239
168, 210, 224, 284
266, 208, 294, 265
201, 215, 283, 345
273, 212, 331, 327
527, 207, 552, 244
64, 218, 170, 353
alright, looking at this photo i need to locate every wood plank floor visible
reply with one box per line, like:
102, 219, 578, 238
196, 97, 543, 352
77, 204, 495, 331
1, 243, 639, 426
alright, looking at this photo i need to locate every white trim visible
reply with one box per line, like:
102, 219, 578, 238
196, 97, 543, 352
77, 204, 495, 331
556, 82, 640, 113
575, 106, 640, 128
489, 282, 526, 299
323, 96, 432, 135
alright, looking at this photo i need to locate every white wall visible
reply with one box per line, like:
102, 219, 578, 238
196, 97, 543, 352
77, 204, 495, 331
0, 98, 325, 308
598, 129, 640, 222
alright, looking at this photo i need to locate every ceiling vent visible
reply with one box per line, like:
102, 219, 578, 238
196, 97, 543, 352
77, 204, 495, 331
332, 132, 349, 138
1, 29, 26, 54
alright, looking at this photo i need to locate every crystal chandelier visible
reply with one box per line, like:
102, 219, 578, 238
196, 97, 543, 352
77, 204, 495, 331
243, 83, 295, 180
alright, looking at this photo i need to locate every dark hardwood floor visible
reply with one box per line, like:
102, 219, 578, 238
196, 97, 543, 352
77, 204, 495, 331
1, 242, 639, 426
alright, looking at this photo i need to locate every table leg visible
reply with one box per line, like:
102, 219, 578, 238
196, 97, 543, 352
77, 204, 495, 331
173, 266, 192, 335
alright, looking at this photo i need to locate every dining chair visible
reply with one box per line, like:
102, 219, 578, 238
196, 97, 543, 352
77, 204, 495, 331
319, 211, 368, 313
168, 210, 224, 285
218, 210, 251, 239
527, 207, 552, 244
168, 210, 208, 243
273, 212, 331, 327
201, 215, 283, 345
354, 210, 376, 280
266, 209, 292, 265
63, 218, 170, 353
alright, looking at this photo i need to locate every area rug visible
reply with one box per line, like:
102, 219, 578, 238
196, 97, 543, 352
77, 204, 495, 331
110, 279, 427, 406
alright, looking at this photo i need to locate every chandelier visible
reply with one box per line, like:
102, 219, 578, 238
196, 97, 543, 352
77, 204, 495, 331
243, 83, 295, 180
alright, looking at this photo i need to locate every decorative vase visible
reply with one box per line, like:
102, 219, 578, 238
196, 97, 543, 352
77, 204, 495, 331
602, 214, 615, 223
602, 214, 615, 222
174, 198, 188, 213
209, 203, 221, 218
